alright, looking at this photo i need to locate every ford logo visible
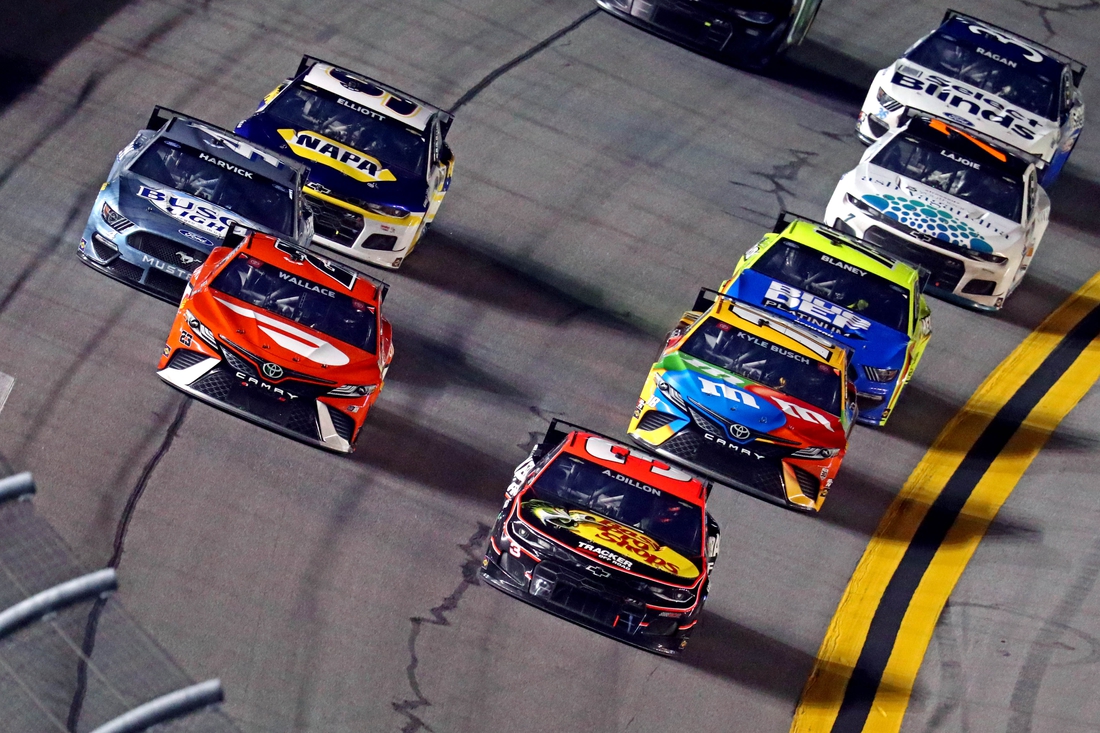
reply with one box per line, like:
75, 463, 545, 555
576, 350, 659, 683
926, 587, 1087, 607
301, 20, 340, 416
179, 229, 213, 247
262, 362, 284, 379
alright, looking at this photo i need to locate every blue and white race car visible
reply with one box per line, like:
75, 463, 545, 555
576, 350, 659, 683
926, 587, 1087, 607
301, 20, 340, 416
719, 213, 932, 427
79, 107, 312, 303
856, 10, 1085, 186
235, 56, 455, 270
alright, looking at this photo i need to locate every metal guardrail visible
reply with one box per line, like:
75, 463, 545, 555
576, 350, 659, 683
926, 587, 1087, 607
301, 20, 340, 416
0, 471, 34, 503
0, 568, 117, 640
89, 679, 224, 733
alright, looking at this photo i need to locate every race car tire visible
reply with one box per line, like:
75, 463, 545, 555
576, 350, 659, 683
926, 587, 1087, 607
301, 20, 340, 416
728, 18, 792, 71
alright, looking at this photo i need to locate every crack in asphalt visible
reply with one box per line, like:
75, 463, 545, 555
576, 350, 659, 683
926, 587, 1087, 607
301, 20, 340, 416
108, 397, 190, 568
1016, 0, 1099, 38
517, 405, 567, 452
729, 149, 819, 216
62, 396, 190, 731
449, 8, 599, 113
392, 523, 491, 733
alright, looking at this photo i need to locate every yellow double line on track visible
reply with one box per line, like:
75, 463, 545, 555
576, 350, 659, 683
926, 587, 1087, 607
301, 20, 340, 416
791, 272, 1100, 733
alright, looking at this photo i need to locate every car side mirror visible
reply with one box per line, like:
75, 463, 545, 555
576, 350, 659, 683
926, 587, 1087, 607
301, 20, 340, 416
918, 298, 931, 320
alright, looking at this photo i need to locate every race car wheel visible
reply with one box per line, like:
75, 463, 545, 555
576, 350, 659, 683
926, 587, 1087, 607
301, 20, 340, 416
730, 19, 792, 71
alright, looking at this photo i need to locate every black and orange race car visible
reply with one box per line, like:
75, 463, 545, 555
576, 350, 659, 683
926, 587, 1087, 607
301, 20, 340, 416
157, 226, 392, 452
482, 420, 721, 655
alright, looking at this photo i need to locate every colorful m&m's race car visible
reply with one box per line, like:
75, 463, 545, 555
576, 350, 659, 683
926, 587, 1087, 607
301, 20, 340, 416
629, 293, 855, 511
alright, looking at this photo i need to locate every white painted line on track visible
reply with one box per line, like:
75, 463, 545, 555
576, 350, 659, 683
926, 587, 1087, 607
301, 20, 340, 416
0, 373, 13, 417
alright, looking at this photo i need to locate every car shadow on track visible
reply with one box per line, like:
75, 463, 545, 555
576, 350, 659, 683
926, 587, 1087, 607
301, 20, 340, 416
817, 464, 1044, 545
996, 271, 1080, 333
400, 229, 653, 335
351, 405, 515, 507
768, 38, 879, 112
387, 326, 530, 401
1047, 167, 1100, 239
679, 610, 908, 703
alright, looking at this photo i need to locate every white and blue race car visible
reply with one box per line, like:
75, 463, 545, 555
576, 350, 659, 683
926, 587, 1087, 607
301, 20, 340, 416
79, 107, 312, 303
827, 114, 1050, 311
856, 10, 1085, 186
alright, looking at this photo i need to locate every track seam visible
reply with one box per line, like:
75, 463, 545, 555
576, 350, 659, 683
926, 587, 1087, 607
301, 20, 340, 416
449, 9, 599, 113
392, 523, 490, 733
63, 398, 190, 730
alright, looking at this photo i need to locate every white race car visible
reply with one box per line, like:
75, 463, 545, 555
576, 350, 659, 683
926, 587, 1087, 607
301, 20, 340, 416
826, 115, 1050, 311
855, 10, 1085, 187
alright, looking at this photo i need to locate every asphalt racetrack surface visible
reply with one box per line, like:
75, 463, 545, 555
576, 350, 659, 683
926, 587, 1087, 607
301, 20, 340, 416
1, 1, 1099, 731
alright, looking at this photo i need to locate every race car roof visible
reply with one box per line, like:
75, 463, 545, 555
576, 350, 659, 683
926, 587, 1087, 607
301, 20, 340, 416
903, 116, 1031, 178
772, 214, 922, 290
148, 107, 306, 188
544, 420, 709, 506
938, 11, 1084, 83
698, 291, 850, 368
295, 56, 447, 134
224, 227, 388, 304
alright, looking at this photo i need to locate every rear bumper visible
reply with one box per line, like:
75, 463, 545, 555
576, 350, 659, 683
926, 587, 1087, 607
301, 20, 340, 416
596, 0, 792, 63
628, 427, 824, 511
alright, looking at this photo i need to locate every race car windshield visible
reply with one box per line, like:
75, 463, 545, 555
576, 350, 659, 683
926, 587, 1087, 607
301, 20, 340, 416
210, 254, 377, 353
751, 239, 911, 332
264, 83, 427, 176
129, 139, 295, 236
529, 453, 703, 558
905, 31, 1059, 119
680, 319, 842, 415
872, 134, 1024, 221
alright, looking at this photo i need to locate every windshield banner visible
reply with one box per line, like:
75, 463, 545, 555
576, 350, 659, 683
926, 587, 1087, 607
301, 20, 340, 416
277, 128, 396, 182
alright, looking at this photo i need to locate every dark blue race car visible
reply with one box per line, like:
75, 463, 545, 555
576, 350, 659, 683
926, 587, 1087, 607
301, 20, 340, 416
235, 56, 455, 270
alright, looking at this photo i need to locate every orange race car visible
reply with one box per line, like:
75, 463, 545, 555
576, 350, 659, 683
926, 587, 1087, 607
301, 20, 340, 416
157, 226, 392, 452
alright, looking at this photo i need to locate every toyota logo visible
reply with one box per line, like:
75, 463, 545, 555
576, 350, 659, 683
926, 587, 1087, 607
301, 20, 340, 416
729, 423, 751, 440
262, 362, 284, 379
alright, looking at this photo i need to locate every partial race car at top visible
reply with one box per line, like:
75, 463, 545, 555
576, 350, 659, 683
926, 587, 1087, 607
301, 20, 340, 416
596, 0, 822, 69
827, 114, 1050, 311
856, 10, 1085, 186
157, 226, 392, 453
628, 292, 855, 511
719, 213, 931, 426
482, 420, 720, 655
235, 56, 455, 270
79, 106, 312, 303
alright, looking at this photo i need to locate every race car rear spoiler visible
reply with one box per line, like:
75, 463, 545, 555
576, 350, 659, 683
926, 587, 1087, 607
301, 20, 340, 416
539, 419, 711, 491
771, 211, 931, 292
943, 9, 1086, 86
691, 287, 851, 363
144, 106, 309, 175
294, 55, 455, 137
903, 108, 1046, 170
222, 224, 390, 303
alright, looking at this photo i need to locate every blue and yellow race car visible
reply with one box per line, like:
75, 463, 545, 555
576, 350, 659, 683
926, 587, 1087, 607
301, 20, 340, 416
235, 56, 455, 270
719, 213, 931, 426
